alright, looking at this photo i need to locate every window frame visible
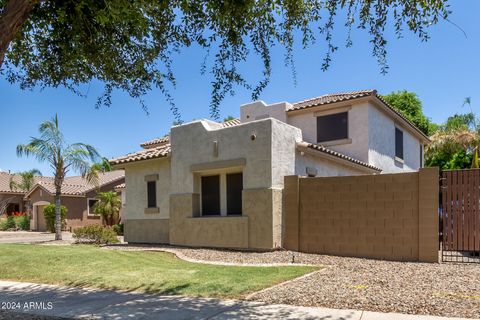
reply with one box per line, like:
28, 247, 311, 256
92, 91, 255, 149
146, 180, 157, 209
316, 111, 349, 144
87, 198, 99, 216
198, 170, 244, 217
395, 127, 404, 161
226, 172, 243, 216
200, 174, 221, 216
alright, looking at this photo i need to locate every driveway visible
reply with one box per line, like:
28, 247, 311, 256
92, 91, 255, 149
0, 232, 73, 244
0, 281, 473, 320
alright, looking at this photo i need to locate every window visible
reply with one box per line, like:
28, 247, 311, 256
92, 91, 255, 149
420, 145, 423, 168
147, 181, 157, 208
201, 175, 220, 215
317, 112, 348, 143
87, 198, 98, 215
226, 173, 243, 215
395, 127, 404, 160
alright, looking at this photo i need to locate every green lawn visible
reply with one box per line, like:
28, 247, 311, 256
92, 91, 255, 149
0, 244, 317, 298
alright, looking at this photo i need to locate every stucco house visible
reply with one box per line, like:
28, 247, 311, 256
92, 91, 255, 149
0, 170, 125, 231
110, 90, 430, 249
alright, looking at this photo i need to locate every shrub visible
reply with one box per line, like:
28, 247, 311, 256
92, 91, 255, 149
14, 215, 31, 230
43, 204, 67, 233
112, 223, 124, 236
0, 216, 17, 231
73, 225, 119, 245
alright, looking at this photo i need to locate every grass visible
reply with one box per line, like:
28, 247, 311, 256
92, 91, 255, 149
0, 244, 318, 298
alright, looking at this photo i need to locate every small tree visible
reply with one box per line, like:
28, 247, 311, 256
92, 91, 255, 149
9, 169, 42, 217
43, 204, 67, 233
17, 115, 100, 240
93, 192, 121, 226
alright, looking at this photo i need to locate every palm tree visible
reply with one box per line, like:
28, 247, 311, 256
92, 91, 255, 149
9, 169, 42, 217
9, 169, 42, 192
17, 115, 100, 240
93, 192, 122, 226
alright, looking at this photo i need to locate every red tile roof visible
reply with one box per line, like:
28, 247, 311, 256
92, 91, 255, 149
140, 136, 170, 149
291, 90, 375, 111
298, 141, 382, 172
110, 144, 171, 166
290, 90, 429, 141
0, 172, 53, 194
25, 171, 125, 196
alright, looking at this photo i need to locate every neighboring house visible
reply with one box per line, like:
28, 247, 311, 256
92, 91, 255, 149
24, 171, 125, 232
110, 89, 430, 249
0, 172, 52, 215
114, 183, 126, 222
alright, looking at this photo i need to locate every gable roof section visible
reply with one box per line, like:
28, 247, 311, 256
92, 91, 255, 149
297, 141, 382, 173
24, 170, 125, 198
0, 172, 53, 194
110, 144, 171, 166
290, 90, 430, 143
140, 136, 170, 149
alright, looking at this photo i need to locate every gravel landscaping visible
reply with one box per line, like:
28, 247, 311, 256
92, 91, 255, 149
106, 244, 480, 319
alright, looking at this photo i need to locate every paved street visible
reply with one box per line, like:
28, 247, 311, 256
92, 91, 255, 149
0, 232, 73, 244
0, 281, 475, 320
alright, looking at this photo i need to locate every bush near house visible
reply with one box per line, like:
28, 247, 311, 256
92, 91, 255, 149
14, 215, 30, 231
112, 223, 123, 236
73, 225, 119, 245
43, 204, 67, 233
0, 216, 16, 231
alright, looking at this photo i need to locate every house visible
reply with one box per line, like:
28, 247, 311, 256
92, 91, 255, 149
110, 90, 430, 249
0, 172, 52, 215
19, 171, 125, 231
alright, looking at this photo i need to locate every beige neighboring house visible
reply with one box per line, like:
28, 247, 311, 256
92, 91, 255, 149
0, 170, 125, 231
110, 90, 430, 249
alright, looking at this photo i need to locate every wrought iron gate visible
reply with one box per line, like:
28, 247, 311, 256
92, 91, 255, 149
440, 169, 480, 263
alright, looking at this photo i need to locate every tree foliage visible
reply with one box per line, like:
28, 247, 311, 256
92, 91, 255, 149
16, 114, 101, 239
93, 191, 122, 226
9, 168, 41, 192
0, 0, 450, 119
425, 112, 479, 170
382, 90, 437, 135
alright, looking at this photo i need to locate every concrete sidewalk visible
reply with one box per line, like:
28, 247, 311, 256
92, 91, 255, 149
0, 281, 474, 320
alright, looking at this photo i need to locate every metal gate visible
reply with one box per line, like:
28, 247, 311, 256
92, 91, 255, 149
440, 169, 480, 263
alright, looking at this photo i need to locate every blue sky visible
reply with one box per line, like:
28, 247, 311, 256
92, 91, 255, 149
1, 1, 478, 175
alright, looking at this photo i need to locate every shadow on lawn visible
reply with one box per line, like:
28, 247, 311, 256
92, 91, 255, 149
0, 282, 359, 319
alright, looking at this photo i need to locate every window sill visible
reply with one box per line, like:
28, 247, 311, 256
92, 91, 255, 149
394, 156, 405, 164
318, 138, 352, 147
144, 207, 160, 214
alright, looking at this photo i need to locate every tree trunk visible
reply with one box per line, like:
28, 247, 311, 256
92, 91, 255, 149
0, 0, 38, 68
54, 189, 62, 240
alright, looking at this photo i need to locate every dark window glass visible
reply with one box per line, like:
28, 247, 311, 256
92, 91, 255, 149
317, 112, 348, 143
88, 199, 99, 214
201, 175, 220, 215
420, 145, 423, 168
147, 181, 157, 208
395, 128, 404, 160
227, 173, 243, 215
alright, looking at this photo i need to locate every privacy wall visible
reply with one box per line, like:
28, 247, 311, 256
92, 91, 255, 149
283, 168, 439, 262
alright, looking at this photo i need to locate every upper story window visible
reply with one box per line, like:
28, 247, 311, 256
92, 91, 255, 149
147, 181, 157, 208
317, 112, 348, 143
395, 127, 404, 160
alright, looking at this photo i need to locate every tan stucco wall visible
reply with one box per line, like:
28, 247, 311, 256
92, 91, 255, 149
124, 219, 170, 243
283, 168, 439, 262
123, 158, 170, 220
